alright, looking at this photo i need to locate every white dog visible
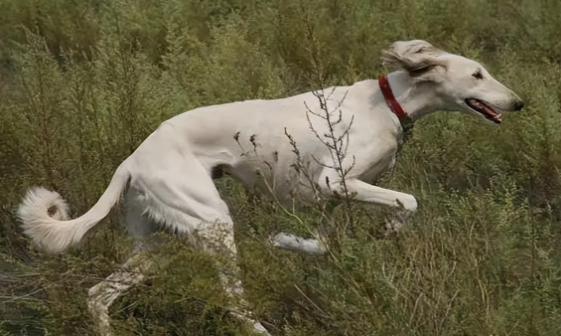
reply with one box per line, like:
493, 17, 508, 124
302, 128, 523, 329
18, 40, 523, 335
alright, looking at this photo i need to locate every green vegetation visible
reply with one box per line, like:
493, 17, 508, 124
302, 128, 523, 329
1, 0, 561, 335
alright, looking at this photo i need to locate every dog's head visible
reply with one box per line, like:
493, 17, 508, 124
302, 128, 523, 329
381, 40, 524, 124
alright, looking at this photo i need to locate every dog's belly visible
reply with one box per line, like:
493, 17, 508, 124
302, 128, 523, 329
209, 151, 323, 206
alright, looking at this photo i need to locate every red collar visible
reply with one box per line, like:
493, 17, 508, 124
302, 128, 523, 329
378, 74, 411, 126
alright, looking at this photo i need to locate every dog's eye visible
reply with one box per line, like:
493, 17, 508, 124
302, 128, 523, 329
472, 70, 483, 79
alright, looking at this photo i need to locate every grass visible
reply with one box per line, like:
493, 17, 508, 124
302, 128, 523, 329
1, 0, 561, 335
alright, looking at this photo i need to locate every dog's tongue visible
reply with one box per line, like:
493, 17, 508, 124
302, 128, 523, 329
467, 98, 502, 122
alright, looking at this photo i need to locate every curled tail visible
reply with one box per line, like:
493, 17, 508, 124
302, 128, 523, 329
18, 163, 130, 253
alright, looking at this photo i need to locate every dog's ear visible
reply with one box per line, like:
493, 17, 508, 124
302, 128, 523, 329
381, 40, 446, 79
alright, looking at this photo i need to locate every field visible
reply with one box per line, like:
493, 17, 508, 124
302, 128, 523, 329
1, 0, 561, 335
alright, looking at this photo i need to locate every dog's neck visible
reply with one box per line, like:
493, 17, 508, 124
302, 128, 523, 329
386, 71, 442, 122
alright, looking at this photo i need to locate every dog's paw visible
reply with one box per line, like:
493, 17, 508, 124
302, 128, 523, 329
385, 217, 405, 233
384, 209, 413, 233
270, 232, 301, 249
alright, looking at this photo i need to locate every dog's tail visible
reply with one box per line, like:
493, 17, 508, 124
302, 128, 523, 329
18, 162, 131, 254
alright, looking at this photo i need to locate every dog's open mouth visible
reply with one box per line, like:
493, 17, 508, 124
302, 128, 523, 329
465, 98, 502, 124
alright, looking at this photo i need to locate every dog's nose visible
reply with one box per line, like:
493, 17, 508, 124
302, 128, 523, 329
514, 100, 524, 111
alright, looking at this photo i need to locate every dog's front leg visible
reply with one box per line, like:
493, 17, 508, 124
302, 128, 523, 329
271, 179, 418, 254
270, 231, 327, 255
344, 178, 418, 231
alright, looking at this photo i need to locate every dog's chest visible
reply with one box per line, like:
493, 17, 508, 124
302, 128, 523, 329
358, 146, 397, 184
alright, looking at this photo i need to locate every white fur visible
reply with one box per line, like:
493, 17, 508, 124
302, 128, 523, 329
17, 40, 523, 334
18, 163, 129, 253
272, 233, 327, 255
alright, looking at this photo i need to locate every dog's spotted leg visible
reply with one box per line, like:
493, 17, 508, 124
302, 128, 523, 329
87, 252, 154, 335
196, 220, 271, 335
384, 197, 414, 232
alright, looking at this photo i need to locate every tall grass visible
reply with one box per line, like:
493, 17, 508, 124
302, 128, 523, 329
1, 0, 561, 335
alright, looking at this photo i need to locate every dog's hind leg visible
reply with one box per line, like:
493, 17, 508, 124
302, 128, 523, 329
186, 194, 271, 334
87, 250, 154, 336
134, 152, 271, 334
195, 220, 271, 334
87, 191, 159, 336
